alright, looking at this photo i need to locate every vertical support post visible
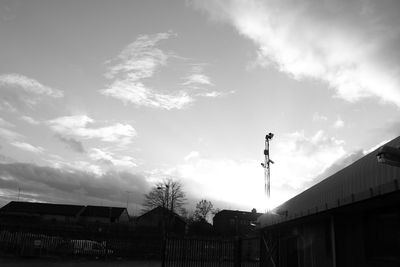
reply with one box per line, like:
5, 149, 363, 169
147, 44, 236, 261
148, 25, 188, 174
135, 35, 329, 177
161, 236, 167, 267
261, 133, 274, 212
234, 236, 242, 267
260, 231, 267, 267
330, 216, 337, 267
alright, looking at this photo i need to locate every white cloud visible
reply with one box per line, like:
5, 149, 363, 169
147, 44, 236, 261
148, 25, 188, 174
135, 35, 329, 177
11, 141, 44, 154
89, 148, 137, 169
20, 116, 40, 125
0, 73, 63, 97
101, 32, 195, 110
0, 73, 64, 111
181, 65, 233, 99
273, 130, 345, 190
105, 32, 174, 80
103, 79, 193, 110
193, 0, 400, 107
0, 127, 23, 141
44, 155, 104, 176
102, 32, 228, 109
183, 73, 213, 86
48, 115, 137, 146
333, 117, 345, 129
183, 65, 214, 87
184, 151, 200, 161
312, 112, 328, 122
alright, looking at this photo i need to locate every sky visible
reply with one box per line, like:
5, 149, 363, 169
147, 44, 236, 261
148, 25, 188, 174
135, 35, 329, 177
1, 0, 400, 215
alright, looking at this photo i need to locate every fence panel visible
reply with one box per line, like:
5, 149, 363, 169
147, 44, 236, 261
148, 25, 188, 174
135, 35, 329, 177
0, 223, 163, 259
164, 236, 260, 267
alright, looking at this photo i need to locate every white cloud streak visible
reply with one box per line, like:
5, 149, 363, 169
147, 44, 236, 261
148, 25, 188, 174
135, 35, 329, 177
101, 32, 228, 109
48, 115, 137, 146
182, 65, 214, 87
11, 141, 44, 154
20, 116, 40, 125
333, 117, 345, 129
0, 73, 64, 111
101, 32, 194, 110
0, 127, 23, 141
312, 112, 328, 122
89, 148, 137, 169
273, 130, 345, 190
193, 0, 400, 106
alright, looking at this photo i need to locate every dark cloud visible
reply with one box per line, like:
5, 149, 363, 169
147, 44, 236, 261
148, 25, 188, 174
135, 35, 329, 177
56, 135, 86, 153
0, 152, 15, 164
0, 162, 151, 210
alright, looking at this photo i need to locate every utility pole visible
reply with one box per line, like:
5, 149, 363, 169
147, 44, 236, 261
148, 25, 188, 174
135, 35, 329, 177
261, 133, 274, 212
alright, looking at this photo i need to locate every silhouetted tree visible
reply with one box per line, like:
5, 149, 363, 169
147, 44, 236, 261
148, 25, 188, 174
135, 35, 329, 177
142, 178, 186, 214
194, 199, 214, 222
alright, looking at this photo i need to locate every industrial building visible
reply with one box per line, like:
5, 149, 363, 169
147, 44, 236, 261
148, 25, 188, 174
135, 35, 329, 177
259, 136, 400, 267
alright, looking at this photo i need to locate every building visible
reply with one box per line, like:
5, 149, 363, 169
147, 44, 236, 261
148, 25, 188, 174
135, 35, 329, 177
0, 202, 129, 224
213, 209, 262, 236
258, 136, 400, 267
136, 206, 186, 234
79, 205, 129, 224
0, 201, 85, 223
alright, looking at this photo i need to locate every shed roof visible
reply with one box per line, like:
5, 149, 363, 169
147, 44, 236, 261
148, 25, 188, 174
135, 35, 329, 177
0, 201, 84, 217
261, 136, 400, 227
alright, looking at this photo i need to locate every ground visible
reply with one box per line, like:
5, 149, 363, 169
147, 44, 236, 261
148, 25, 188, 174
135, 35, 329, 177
0, 259, 161, 267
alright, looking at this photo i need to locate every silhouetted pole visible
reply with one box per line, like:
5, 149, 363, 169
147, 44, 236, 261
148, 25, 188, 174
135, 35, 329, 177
261, 133, 274, 212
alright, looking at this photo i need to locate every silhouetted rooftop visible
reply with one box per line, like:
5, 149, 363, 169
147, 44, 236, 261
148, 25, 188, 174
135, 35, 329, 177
0, 201, 84, 217
80, 205, 126, 219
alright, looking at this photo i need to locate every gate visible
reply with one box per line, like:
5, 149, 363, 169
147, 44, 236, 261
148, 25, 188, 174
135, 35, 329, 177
164, 236, 259, 267
260, 229, 279, 267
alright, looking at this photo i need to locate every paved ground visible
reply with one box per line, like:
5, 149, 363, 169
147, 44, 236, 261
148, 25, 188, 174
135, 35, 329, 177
0, 259, 161, 267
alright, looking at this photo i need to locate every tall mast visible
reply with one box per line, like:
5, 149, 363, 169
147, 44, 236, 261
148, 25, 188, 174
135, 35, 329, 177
261, 133, 274, 211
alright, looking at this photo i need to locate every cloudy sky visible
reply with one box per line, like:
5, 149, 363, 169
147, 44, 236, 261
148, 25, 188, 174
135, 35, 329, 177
1, 0, 400, 214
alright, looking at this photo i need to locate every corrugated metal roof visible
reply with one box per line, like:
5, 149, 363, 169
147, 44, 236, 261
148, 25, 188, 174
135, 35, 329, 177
262, 136, 400, 227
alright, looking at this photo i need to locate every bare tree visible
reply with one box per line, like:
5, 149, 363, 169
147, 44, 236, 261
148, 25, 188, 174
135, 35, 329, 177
142, 178, 186, 214
193, 199, 214, 222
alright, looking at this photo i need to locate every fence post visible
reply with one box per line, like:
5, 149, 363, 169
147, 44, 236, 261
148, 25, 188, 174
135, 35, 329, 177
161, 237, 167, 267
234, 236, 242, 267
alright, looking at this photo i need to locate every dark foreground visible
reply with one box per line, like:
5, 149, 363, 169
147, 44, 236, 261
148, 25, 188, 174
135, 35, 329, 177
0, 258, 161, 267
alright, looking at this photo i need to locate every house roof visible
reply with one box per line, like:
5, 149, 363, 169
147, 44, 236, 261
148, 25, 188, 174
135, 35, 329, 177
137, 206, 186, 223
80, 205, 127, 219
0, 201, 85, 217
260, 136, 400, 228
